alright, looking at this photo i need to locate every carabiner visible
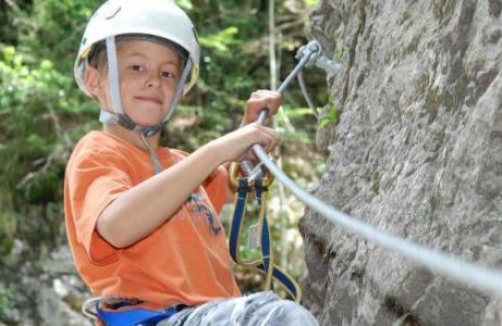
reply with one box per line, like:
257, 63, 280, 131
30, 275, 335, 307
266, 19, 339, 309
229, 161, 274, 189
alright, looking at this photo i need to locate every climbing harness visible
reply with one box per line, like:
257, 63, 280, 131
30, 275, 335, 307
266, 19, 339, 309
228, 40, 339, 302
82, 297, 188, 326
228, 170, 303, 302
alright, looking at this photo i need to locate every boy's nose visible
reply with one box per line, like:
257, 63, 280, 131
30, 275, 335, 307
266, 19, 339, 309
146, 73, 162, 88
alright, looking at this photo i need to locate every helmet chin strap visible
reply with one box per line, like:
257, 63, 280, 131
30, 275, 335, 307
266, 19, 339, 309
103, 36, 192, 138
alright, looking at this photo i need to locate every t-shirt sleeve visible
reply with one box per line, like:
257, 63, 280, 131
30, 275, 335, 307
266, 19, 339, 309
203, 165, 229, 214
66, 147, 132, 264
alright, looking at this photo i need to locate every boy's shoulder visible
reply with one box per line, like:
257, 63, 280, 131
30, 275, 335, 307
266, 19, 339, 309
70, 131, 133, 165
76, 131, 129, 152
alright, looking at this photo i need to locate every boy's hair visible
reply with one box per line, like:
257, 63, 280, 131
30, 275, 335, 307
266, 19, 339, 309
87, 42, 107, 70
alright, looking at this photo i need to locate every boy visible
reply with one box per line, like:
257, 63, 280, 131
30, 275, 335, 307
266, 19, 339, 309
64, 0, 319, 325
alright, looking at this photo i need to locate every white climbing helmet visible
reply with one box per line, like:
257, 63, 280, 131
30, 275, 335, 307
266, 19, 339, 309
74, 0, 200, 97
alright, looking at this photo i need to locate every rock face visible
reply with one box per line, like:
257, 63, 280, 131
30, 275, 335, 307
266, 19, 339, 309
0, 245, 92, 326
301, 1, 502, 325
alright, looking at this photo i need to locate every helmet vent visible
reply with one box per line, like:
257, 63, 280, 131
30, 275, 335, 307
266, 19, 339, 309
103, 4, 121, 20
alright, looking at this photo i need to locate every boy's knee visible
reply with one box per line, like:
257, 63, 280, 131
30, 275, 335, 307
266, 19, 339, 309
250, 295, 319, 326
276, 300, 319, 326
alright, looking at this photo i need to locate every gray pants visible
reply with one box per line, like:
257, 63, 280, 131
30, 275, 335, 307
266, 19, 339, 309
157, 291, 319, 326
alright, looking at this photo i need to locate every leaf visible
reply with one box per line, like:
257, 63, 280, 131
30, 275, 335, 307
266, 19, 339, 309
317, 102, 339, 130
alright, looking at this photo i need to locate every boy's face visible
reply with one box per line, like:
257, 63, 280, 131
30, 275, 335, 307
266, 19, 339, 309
86, 39, 184, 126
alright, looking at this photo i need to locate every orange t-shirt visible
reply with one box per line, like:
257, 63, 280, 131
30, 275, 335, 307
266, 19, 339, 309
64, 131, 241, 308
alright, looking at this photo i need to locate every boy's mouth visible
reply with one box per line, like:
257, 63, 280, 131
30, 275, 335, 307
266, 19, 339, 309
134, 96, 163, 105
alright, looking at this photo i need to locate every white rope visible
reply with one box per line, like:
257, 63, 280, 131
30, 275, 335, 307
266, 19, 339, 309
253, 144, 502, 298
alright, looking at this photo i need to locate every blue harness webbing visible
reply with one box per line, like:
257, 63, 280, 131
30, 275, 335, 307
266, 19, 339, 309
228, 177, 302, 302
89, 299, 186, 326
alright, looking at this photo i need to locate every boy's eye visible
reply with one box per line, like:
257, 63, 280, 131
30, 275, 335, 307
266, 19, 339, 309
160, 71, 176, 79
129, 64, 144, 72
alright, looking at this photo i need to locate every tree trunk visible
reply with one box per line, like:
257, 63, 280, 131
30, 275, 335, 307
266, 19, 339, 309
301, 1, 502, 325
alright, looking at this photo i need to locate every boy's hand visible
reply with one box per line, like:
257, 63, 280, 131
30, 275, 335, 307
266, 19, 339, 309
212, 122, 280, 163
241, 90, 281, 126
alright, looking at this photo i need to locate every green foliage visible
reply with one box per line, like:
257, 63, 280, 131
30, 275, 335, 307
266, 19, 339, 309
199, 27, 241, 53
9, 0, 100, 72
0, 284, 14, 319
0, 41, 96, 255
335, 46, 345, 62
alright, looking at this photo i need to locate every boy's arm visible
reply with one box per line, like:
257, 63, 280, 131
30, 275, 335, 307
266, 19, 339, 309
97, 91, 281, 248
97, 124, 276, 248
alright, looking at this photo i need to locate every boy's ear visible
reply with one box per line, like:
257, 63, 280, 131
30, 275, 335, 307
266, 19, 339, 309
85, 66, 103, 96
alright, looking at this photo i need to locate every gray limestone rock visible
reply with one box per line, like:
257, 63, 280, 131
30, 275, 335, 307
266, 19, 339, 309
301, 1, 502, 325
